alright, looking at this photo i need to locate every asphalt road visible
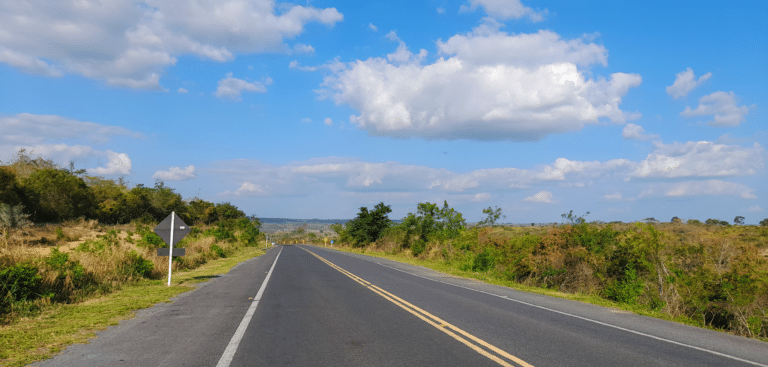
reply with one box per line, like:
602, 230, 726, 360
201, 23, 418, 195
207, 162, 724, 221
32, 244, 768, 367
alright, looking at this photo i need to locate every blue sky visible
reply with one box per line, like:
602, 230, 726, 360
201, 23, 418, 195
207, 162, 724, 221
1, 0, 766, 224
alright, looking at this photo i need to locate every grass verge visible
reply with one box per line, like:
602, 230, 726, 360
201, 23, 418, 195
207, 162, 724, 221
320, 244, 767, 342
0, 246, 270, 367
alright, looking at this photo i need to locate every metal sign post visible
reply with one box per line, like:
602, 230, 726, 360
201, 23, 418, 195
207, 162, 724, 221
154, 212, 191, 286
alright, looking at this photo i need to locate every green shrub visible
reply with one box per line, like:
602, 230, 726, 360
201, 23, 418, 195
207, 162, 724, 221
604, 263, 644, 304
210, 244, 226, 258
472, 249, 495, 272
121, 251, 155, 278
0, 264, 42, 311
411, 239, 426, 257
135, 225, 164, 248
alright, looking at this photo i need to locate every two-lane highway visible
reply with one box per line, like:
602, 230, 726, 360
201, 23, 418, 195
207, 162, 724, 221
34, 244, 768, 366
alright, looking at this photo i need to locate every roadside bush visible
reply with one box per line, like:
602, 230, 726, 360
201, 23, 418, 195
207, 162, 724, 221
210, 244, 226, 258
121, 251, 155, 279
604, 263, 644, 304
0, 263, 42, 312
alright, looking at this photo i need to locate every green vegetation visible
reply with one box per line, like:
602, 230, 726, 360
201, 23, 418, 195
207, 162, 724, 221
328, 205, 768, 340
0, 149, 268, 365
0, 246, 267, 367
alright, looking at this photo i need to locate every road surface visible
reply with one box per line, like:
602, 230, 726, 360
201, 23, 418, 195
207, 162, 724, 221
32, 245, 768, 366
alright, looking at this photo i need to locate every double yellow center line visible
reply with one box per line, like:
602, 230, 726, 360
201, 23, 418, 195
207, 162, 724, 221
300, 247, 533, 367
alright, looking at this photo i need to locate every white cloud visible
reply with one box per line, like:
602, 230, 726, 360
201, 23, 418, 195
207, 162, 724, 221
680, 91, 753, 127
324, 118, 333, 125
292, 43, 315, 54
622, 123, 659, 141
471, 193, 491, 202
629, 141, 764, 179
0, 113, 143, 146
369, 23, 378, 32
319, 26, 641, 141
665, 180, 757, 199
437, 7, 446, 14
153, 165, 196, 181
746, 205, 763, 212
460, 0, 546, 22
666, 68, 711, 99
178, 87, 189, 93
523, 190, 555, 203
0, 0, 342, 88
604, 192, 622, 200
220, 182, 270, 196
215, 72, 267, 100
89, 151, 132, 175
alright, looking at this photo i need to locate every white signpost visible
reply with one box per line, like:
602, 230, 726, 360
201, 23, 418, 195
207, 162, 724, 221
154, 211, 191, 286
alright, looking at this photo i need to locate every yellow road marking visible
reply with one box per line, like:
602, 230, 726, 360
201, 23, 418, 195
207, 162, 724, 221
300, 247, 534, 367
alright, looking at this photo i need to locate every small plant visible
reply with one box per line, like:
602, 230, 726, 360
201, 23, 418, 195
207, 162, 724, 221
471, 249, 495, 272
210, 244, 226, 258
121, 251, 155, 278
604, 263, 644, 304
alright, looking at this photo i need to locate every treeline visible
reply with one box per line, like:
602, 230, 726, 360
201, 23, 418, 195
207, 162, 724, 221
0, 150, 252, 226
331, 202, 768, 339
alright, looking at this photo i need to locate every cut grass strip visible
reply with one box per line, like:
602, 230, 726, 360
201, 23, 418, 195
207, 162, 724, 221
0, 246, 270, 367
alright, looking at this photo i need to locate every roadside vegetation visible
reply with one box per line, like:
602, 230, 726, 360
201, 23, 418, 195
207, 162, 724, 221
0, 150, 268, 366
321, 202, 768, 341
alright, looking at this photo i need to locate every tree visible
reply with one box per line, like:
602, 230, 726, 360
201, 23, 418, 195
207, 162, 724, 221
561, 210, 589, 225
759, 218, 768, 227
705, 218, 729, 226
345, 202, 392, 246
401, 201, 466, 243
87, 176, 129, 224
481, 206, 506, 226
0, 168, 23, 206
734, 216, 745, 225
671, 216, 682, 224
21, 168, 97, 223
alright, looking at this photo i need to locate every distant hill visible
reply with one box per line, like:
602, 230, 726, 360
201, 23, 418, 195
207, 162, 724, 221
258, 218, 403, 224
259, 218, 350, 224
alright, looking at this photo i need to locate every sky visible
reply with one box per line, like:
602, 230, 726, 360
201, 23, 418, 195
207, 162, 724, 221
1, 0, 766, 224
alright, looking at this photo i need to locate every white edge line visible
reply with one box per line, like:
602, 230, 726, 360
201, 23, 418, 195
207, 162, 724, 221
310, 246, 768, 367
216, 246, 283, 367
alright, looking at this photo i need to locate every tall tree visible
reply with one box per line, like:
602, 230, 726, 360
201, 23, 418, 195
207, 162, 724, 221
21, 169, 96, 223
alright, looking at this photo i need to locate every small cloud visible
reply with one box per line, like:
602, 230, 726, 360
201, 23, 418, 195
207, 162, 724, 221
604, 192, 622, 200
665, 179, 757, 199
88, 151, 131, 175
460, 0, 546, 22
666, 67, 711, 99
301, 118, 312, 123
107, 73, 166, 91
523, 190, 555, 203
622, 123, 659, 141
680, 91, 753, 127
471, 192, 491, 202
235, 182, 269, 196
437, 7, 446, 14
215, 72, 267, 100
369, 23, 378, 32
746, 205, 763, 212
292, 43, 315, 54
289, 60, 319, 72
324, 118, 333, 125
152, 165, 196, 181
177, 87, 188, 94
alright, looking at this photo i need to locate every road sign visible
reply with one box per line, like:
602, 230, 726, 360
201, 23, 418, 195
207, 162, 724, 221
153, 212, 191, 246
154, 212, 191, 286
157, 248, 186, 257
